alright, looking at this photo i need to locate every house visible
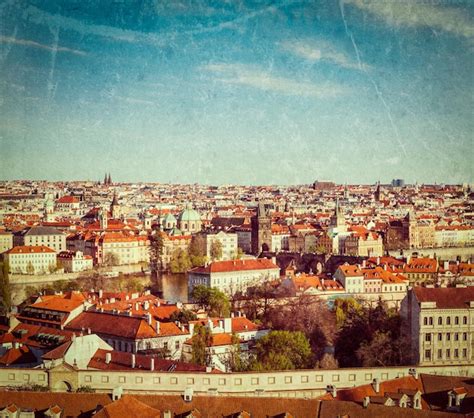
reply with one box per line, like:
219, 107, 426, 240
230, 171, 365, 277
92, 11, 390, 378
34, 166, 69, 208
188, 258, 280, 297
57, 250, 93, 272
13, 226, 66, 253
333, 264, 364, 294
401, 287, 474, 366
3, 245, 57, 275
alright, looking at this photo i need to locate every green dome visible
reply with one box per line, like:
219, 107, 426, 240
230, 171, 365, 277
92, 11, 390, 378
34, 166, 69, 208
178, 205, 201, 223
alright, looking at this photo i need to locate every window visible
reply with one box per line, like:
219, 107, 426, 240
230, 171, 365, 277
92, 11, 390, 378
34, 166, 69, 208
455, 316, 459, 325
175, 341, 180, 350
446, 333, 451, 341
454, 333, 459, 341
447, 317, 451, 325
429, 317, 433, 325
446, 349, 451, 359
268, 377, 275, 384
438, 349, 442, 359
438, 317, 443, 325
423, 317, 428, 326
438, 333, 442, 341
463, 332, 467, 341
463, 316, 468, 325
463, 348, 467, 358
425, 334, 431, 342
425, 350, 431, 360
454, 349, 459, 358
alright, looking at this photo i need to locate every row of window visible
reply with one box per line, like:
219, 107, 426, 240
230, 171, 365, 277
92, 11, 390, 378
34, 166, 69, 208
425, 348, 469, 360
423, 315, 468, 326
425, 332, 468, 342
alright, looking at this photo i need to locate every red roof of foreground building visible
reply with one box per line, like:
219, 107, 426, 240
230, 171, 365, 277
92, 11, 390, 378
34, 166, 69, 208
56, 196, 80, 204
190, 258, 278, 274
413, 287, 474, 309
6, 245, 55, 254
66, 311, 186, 339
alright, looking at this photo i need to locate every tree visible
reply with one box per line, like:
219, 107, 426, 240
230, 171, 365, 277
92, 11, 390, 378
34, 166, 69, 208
149, 231, 164, 275
224, 333, 247, 372
264, 295, 336, 365
191, 324, 212, 366
0, 261, 12, 315
210, 240, 223, 261
334, 297, 362, 328
26, 262, 35, 275
103, 252, 119, 266
234, 247, 244, 260
169, 248, 191, 273
317, 353, 339, 369
188, 235, 207, 267
334, 299, 409, 367
250, 331, 312, 371
191, 285, 230, 317
170, 309, 197, 324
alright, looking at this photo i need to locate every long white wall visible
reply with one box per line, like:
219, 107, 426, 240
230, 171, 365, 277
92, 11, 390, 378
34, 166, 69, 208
1, 364, 472, 398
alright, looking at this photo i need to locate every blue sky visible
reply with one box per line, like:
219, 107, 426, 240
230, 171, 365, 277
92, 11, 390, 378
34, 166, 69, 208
1, 0, 473, 185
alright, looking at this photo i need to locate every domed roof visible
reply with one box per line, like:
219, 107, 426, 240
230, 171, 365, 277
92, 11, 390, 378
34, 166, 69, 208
178, 204, 201, 223
163, 213, 177, 223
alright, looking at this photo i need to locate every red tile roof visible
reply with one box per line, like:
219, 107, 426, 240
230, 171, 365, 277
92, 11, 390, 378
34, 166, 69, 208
6, 245, 55, 254
413, 287, 474, 309
190, 258, 278, 274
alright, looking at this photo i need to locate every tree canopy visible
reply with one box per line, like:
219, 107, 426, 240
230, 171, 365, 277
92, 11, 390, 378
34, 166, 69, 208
250, 330, 312, 371
191, 285, 230, 317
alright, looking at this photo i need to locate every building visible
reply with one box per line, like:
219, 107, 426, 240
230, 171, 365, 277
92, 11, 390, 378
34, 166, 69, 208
161, 233, 192, 270
0, 231, 13, 254
4, 245, 57, 275
204, 231, 238, 260
344, 229, 384, 257
188, 258, 280, 297
66, 311, 189, 359
57, 250, 93, 273
99, 233, 149, 266
401, 287, 474, 366
13, 226, 66, 253
177, 204, 202, 234
251, 202, 272, 254
403, 257, 438, 285
334, 264, 364, 294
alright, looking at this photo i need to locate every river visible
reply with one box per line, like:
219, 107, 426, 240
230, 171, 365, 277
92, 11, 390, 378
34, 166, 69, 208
10, 272, 189, 306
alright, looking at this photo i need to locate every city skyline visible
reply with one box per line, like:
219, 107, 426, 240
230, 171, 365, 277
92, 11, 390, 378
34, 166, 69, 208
1, 0, 473, 184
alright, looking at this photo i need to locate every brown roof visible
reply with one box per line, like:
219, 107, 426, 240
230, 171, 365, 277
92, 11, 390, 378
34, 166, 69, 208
94, 395, 161, 418
191, 258, 278, 274
413, 287, 474, 309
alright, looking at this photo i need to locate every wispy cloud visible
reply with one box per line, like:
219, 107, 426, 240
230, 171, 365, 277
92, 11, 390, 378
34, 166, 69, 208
343, 0, 473, 39
0, 36, 87, 56
202, 63, 347, 98
279, 39, 370, 70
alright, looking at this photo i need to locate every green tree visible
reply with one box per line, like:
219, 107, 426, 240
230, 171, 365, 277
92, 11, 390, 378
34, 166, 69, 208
191, 285, 230, 317
169, 248, 192, 273
0, 261, 12, 315
191, 324, 212, 366
334, 297, 362, 328
103, 252, 119, 266
149, 231, 164, 275
170, 309, 197, 324
234, 247, 244, 260
188, 235, 207, 267
26, 261, 35, 275
210, 240, 223, 261
250, 330, 312, 371
224, 333, 247, 372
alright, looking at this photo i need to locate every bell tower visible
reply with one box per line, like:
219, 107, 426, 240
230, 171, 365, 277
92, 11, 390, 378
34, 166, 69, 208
251, 202, 272, 254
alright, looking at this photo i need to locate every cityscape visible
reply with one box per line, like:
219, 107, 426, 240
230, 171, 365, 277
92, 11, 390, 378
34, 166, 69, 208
1, 0, 473, 417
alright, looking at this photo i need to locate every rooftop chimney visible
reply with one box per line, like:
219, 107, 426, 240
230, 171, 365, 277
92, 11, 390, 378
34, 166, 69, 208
131, 354, 136, 369
326, 385, 337, 398
363, 396, 370, 408
408, 368, 418, 380
372, 378, 380, 393
105, 352, 112, 364
150, 358, 155, 371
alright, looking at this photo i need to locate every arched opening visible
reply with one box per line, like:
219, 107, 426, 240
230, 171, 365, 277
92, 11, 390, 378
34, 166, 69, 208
53, 380, 73, 392
261, 243, 269, 252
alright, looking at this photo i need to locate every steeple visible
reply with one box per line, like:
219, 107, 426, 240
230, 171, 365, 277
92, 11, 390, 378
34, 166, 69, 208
107, 173, 112, 185
103, 173, 108, 185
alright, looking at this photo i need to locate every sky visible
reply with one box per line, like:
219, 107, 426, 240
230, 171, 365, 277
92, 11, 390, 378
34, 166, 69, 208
0, 0, 473, 185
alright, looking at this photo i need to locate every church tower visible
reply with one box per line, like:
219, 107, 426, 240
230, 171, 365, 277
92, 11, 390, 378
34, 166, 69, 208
99, 208, 108, 230
374, 182, 382, 202
330, 199, 345, 230
251, 202, 272, 254
110, 192, 120, 219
